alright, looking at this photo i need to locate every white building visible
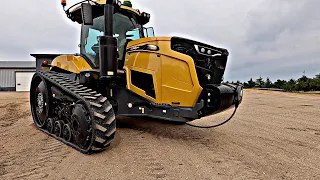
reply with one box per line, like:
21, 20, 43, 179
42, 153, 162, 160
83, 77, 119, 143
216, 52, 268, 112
0, 61, 36, 91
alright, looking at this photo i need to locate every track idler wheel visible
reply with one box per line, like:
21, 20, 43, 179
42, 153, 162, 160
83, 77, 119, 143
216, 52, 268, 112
47, 118, 54, 134
63, 124, 72, 142
71, 104, 91, 148
54, 121, 64, 137
30, 74, 51, 128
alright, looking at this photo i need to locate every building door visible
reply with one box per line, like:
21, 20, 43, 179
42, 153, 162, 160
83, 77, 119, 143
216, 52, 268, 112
15, 72, 35, 91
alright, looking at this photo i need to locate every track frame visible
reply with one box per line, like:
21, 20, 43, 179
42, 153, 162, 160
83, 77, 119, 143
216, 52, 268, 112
30, 70, 116, 154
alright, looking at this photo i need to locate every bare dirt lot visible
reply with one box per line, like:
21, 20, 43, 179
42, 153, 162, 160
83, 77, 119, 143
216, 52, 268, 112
0, 90, 320, 180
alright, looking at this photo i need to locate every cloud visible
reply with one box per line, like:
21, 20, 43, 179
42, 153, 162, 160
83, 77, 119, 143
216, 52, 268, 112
0, 0, 319, 81
233, 0, 320, 81
0, 1, 80, 60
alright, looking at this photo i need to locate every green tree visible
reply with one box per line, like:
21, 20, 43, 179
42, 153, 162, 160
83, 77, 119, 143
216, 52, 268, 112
295, 75, 310, 91
264, 77, 273, 88
308, 78, 320, 91
315, 78, 320, 91
247, 78, 256, 88
298, 75, 308, 82
243, 73, 320, 92
255, 76, 265, 88
284, 79, 296, 91
297, 75, 310, 91
243, 82, 249, 88
274, 79, 287, 89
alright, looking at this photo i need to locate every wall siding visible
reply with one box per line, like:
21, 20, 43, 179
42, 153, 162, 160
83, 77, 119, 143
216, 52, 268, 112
0, 69, 35, 91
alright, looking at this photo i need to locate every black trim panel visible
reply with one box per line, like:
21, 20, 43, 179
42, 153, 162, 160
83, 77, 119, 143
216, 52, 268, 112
131, 70, 156, 99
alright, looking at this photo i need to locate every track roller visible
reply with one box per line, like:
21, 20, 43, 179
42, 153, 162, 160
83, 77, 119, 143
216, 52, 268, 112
63, 124, 72, 142
47, 118, 54, 134
54, 121, 64, 137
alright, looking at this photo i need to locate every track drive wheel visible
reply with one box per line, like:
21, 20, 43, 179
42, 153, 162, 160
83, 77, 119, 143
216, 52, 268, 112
71, 104, 92, 149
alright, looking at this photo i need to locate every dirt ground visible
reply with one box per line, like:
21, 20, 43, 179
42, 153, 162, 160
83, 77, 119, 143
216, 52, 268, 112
0, 90, 320, 180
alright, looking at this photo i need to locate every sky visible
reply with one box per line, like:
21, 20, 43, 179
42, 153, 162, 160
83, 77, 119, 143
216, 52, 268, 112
0, 0, 319, 82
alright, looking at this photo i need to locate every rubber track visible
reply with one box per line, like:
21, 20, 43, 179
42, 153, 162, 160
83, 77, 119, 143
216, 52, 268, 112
34, 71, 116, 154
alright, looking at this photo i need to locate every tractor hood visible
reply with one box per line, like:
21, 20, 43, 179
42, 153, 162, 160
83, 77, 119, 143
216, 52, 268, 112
127, 36, 229, 85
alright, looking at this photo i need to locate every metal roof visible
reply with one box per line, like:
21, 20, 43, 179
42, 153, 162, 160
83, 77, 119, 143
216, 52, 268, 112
0, 61, 36, 69
30, 54, 62, 58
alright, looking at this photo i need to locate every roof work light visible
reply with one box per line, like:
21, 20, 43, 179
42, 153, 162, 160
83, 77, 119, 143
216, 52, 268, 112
61, 0, 67, 7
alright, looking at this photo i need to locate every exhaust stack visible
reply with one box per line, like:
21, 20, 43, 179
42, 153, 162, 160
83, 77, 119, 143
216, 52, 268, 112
99, 0, 118, 80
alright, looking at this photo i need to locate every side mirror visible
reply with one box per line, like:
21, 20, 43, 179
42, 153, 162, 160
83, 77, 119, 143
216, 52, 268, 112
81, 3, 93, 25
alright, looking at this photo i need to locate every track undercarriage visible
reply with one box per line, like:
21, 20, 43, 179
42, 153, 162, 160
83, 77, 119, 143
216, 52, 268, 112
30, 71, 116, 154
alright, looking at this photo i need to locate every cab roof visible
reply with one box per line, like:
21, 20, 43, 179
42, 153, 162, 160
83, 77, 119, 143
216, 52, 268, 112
68, 0, 146, 25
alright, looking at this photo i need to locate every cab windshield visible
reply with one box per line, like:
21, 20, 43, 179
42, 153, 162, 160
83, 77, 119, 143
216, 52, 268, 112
81, 12, 142, 67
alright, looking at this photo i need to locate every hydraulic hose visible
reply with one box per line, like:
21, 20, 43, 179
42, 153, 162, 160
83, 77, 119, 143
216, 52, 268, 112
186, 83, 242, 129
186, 103, 238, 129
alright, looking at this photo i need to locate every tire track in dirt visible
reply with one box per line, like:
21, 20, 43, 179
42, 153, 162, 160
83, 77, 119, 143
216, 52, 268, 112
0, 148, 13, 177
1, 137, 70, 180
121, 130, 168, 179
118, 118, 260, 179
287, 127, 320, 135
0, 102, 31, 130
119, 117, 222, 152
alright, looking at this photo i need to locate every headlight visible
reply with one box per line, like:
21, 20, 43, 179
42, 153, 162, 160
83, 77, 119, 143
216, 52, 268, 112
146, 44, 159, 51
239, 89, 243, 98
195, 45, 222, 57
236, 86, 243, 102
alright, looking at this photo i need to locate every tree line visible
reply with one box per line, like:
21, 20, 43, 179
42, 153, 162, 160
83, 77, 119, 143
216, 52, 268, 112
224, 73, 320, 92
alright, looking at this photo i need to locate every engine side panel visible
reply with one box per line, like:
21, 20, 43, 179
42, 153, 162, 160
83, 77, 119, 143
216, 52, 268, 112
124, 37, 203, 107
51, 55, 93, 73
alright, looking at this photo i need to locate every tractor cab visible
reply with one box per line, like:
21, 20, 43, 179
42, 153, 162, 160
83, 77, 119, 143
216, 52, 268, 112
65, 0, 154, 69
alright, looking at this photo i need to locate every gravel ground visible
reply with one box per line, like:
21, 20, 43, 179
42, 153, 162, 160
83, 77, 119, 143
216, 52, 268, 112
0, 90, 320, 180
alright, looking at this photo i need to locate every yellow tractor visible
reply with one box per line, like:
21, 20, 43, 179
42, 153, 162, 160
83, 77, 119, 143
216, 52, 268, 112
30, 0, 243, 154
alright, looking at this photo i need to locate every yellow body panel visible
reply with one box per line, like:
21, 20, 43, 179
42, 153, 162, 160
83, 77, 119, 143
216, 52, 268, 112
124, 37, 203, 107
51, 55, 92, 73
51, 38, 202, 107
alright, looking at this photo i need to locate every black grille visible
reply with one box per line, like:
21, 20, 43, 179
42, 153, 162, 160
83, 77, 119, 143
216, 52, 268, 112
171, 37, 229, 85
